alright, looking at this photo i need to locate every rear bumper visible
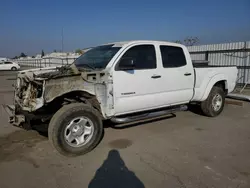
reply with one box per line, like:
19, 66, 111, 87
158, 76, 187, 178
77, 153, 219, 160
2, 104, 25, 127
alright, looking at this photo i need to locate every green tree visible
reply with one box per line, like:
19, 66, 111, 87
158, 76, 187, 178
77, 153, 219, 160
173, 40, 182, 44
53, 49, 57, 52
75, 49, 83, 54
20, 52, 27, 58
41, 50, 45, 57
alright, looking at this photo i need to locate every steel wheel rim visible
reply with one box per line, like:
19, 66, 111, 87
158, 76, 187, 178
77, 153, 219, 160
64, 116, 94, 147
212, 94, 223, 112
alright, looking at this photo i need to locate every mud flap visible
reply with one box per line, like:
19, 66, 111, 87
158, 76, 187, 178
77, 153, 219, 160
2, 104, 25, 126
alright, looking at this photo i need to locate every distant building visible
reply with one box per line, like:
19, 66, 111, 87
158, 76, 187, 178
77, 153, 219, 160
35, 54, 42, 58
19, 56, 32, 60
0, 57, 8, 62
43, 52, 80, 59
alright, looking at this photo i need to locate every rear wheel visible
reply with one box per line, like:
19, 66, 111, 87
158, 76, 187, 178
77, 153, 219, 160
48, 103, 103, 156
11, 67, 17, 71
201, 86, 225, 117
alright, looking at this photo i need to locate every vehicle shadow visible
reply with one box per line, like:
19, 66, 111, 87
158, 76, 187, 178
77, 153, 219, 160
107, 114, 176, 129
88, 149, 145, 188
32, 114, 176, 141
32, 123, 49, 137
32, 114, 177, 137
188, 104, 204, 116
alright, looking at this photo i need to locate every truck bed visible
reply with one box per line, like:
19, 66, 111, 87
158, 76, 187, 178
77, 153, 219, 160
193, 64, 236, 68
192, 66, 238, 101
192, 60, 235, 68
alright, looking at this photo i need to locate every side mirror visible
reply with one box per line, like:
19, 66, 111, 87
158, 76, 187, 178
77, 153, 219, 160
118, 57, 135, 70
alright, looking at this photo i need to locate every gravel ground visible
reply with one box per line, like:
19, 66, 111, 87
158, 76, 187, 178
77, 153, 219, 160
0, 69, 250, 188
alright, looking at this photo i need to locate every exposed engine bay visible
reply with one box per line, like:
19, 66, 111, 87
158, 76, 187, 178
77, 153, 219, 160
14, 64, 110, 115
16, 65, 78, 111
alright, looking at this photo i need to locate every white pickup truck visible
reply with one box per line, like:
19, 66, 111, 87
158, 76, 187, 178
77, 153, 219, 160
3, 40, 238, 156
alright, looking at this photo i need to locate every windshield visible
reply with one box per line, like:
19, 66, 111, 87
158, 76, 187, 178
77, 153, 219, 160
74, 44, 121, 70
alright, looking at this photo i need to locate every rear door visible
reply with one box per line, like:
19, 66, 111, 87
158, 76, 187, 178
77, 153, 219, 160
157, 45, 194, 105
113, 44, 165, 115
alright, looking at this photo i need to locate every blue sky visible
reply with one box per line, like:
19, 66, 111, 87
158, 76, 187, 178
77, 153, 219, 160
0, 0, 250, 57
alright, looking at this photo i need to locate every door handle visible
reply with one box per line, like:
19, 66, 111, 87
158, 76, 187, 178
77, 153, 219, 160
151, 75, 161, 79
184, 73, 192, 76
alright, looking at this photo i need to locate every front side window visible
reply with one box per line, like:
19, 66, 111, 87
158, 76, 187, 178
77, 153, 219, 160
119, 45, 156, 70
160, 46, 186, 68
74, 44, 121, 70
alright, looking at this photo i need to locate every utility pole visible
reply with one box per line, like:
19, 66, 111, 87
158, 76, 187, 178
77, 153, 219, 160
61, 27, 64, 52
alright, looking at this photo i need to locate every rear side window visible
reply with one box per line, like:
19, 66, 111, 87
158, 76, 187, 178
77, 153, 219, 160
160, 46, 186, 68
120, 45, 156, 69
4, 62, 13, 64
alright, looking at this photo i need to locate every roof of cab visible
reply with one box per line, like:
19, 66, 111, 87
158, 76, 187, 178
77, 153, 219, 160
104, 40, 185, 48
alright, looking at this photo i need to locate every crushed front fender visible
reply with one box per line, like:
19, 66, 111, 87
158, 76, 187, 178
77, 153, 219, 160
2, 104, 25, 127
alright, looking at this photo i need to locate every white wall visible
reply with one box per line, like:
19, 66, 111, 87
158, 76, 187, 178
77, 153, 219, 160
188, 41, 250, 84
0, 57, 8, 62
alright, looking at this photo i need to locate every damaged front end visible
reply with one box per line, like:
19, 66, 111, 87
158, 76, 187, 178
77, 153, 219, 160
2, 104, 25, 127
3, 65, 111, 129
16, 70, 45, 111
3, 66, 80, 128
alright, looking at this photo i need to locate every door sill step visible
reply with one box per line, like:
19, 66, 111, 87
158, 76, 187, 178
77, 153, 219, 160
111, 105, 187, 124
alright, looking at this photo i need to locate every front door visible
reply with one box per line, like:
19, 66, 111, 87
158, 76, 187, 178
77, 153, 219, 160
112, 44, 166, 115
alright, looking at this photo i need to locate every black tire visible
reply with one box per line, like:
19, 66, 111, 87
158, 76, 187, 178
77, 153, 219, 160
48, 103, 103, 156
11, 67, 17, 71
201, 86, 225, 117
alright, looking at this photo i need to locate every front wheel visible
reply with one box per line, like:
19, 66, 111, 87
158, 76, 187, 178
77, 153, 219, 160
48, 103, 103, 156
11, 67, 17, 71
201, 86, 225, 117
